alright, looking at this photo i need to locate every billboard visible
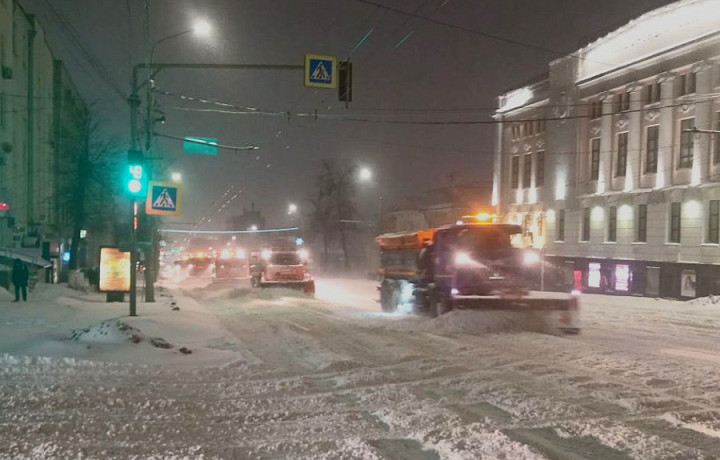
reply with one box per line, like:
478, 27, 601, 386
99, 247, 131, 292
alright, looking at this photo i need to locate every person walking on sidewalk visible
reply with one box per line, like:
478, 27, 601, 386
11, 258, 29, 302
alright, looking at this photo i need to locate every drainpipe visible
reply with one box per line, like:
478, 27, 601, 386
26, 17, 36, 232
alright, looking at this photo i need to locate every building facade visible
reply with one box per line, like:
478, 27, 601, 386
494, 0, 720, 298
0, 0, 86, 268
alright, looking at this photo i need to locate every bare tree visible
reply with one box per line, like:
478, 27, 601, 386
58, 106, 122, 269
307, 159, 357, 271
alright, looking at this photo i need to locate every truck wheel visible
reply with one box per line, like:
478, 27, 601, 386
380, 282, 396, 312
434, 296, 453, 317
304, 280, 316, 296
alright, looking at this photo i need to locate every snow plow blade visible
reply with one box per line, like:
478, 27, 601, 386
452, 293, 580, 334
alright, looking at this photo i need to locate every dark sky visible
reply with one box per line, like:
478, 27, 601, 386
23, 0, 676, 228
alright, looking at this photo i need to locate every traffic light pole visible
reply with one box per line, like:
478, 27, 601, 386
129, 200, 138, 316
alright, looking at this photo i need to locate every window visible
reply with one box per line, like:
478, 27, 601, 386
536, 151, 544, 187
669, 202, 681, 243
709, 200, 720, 244
615, 92, 630, 113
607, 206, 617, 242
715, 113, 720, 165
556, 209, 565, 241
522, 154, 532, 188
511, 156, 520, 189
637, 204, 647, 242
582, 208, 591, 242
590, 100, 603, 119
678, 118, 694, 169
616, 132, 628, 177
646, 82, 661, 104
645, 126, 658, 173
679, 72, 697, 96
524, 121, 534, 137
511, 124, 521, 140
590, 138, 600, 180
536, 118, 546, 134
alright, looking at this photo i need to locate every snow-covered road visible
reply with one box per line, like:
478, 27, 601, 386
2, 278, 720, 459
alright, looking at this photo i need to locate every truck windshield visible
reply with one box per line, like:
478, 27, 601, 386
456, 227, 513, 253
270, 253, 302, 265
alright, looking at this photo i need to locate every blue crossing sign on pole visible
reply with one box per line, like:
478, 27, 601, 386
304, 54, 337, 89
145, 181, 182, 216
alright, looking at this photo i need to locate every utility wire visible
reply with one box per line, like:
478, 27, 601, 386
41, 0, 126, 101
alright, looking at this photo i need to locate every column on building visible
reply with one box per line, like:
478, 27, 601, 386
692, 61, 713, 184
598, 92, 613, 194
492, 116, 504, 212
626, 83, 642, 191
657, 73, 675, 189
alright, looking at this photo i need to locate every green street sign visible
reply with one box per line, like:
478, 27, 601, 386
183, 137, 218, 155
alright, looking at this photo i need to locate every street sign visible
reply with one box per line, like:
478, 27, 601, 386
145, 181, 182, 216
304, 54, 337, 88
183, 136, 218, 155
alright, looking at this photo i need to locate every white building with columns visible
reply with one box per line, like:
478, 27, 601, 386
493, 0, 720, 298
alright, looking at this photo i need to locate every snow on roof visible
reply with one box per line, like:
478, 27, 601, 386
576, 0, 720, 81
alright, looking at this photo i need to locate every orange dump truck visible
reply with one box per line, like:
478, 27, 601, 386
376, 219, 580, 334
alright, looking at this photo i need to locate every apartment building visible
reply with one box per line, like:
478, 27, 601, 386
0, 0, 86, 263
493, 0, 720, 298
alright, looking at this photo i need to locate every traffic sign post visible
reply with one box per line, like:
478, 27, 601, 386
304, 54, 337, 88
146, 182, 182, 216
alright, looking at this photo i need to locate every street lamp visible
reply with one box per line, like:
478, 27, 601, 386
171, 172, 182, 182
359, 167, 372, 182
288, 203, 297, 215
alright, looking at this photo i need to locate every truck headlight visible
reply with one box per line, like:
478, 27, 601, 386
523, 251, 540, 265
454, 252, 473, 266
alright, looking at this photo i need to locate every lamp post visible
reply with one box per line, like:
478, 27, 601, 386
357, 166, 383, 233
127, 19, 211, 313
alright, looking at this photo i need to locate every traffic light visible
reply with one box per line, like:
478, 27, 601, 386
338, 61, 352, 103
126, 150, 147, 197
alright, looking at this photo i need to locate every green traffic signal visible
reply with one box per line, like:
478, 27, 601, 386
126, 151, 147, 197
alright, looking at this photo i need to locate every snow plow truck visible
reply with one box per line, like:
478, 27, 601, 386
376, 214, 580, 334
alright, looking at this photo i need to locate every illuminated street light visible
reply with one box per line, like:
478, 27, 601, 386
359, 167, 372, 182
192, 19, 212, 37
288, 203, 298, 215
171, 172, 182, 182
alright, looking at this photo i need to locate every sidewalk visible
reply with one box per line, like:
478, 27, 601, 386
0, 282, 244, 368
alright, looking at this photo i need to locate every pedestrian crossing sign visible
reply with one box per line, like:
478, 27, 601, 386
304, 54, 337, 89
145, 181, 182, 216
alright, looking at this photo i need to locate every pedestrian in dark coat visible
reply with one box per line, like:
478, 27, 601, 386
11, 258, 29, 302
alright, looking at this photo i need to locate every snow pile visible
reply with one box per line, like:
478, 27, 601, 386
68, 319, 144, 344
687, 295, 720, 306
67, 319, 184, 352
